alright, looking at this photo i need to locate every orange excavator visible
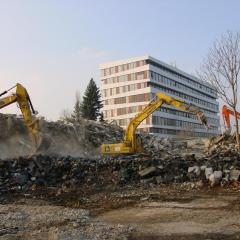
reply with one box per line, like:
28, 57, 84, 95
206, 104, 239, 151
222, 105, 240, 135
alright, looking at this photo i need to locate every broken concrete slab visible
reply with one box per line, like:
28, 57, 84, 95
205, 167, 213, 180
230, 169, 240, 181
188, 166, 201, 176
209, 171, 223, 187
138, 166, 157, 178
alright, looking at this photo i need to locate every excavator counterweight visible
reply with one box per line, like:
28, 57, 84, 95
101, 92, 209, 155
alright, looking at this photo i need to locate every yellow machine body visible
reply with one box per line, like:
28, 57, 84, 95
101, 92, 209, 155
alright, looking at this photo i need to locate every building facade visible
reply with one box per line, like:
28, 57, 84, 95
100, 56, 220, 138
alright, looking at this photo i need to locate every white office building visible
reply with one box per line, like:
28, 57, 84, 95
100, 56, 220, 138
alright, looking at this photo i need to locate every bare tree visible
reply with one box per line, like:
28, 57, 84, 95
199, 31, 240, 149
71, 91, 82, 123
60, 108, 72, 122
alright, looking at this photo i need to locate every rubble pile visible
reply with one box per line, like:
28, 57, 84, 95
140, 135, 240, 186
0, 113, 240, 193
206, 134, 237, 154
142, 135, 188, 156
0, 114, 30, 159
0, 147, 240, 195
0, 155, 123, 194
142, 135, 208, 159
187, 147, 240, 186
0, 114, 124, 159
0, 154, 181, 194
0, 113, 27, 138
43, 120, 124, 157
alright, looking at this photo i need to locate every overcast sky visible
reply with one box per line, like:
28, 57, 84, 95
1, 0, 240, 120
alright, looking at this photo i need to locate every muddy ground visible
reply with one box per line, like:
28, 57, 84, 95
1, 185, 240, 239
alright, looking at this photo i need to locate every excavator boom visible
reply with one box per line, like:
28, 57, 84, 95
101, 92, 209, 155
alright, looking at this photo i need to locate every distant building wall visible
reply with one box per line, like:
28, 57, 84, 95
100, 56, 220, 138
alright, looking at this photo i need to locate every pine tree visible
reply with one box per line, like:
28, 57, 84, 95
71, 91, 82, 123
80, 78, 103, 120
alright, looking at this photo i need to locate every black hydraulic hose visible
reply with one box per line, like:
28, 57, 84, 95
0, 91, 7, 97
0, 85, 17, 97
27, 94, 36, 114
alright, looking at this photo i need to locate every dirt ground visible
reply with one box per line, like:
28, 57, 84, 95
0, 185, 240, 239
99, 190, 240, 239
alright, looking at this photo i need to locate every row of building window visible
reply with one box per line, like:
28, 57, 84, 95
112, 115, 218, 133
104, 91, 218, 117
149, 127, 217, 137
102, 70, 217, 107
102, 71, 148, 85
158, 107, 219, 125
104, 105, 148, 118
152, 116, 218, 130
104, 93, 151, 106
101, 60, 147, 77
115, 117, 150, 127
101, 82, 148, 98
101, 59, 216, 96
149, 60, 216, 96
104, 104, 218, 125
151, 84, 218, 111
150, 71, 215, 100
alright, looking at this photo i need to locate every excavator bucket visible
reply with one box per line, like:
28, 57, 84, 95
198, 114, 209, 129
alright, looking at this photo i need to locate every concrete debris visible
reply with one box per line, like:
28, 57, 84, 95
0, 113, 240, 193
138, 166, 157, 177
141, 135, 188, 157
43, 119, 123, 157
0, 114, 124, 159
230, 169, 240, 181
142, 135, 206, 159
0, 145, 239, 195
205, 167, 213, 180
206, 133, 238, 154
209, 171, 223, 187
188, 166, 201, 176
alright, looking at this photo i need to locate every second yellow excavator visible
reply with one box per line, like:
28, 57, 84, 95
101, 92, 209, 155
0, 83, 50, 152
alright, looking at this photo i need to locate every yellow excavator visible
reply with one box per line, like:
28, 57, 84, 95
101, 92, 209, 155
0, 83, 50, 152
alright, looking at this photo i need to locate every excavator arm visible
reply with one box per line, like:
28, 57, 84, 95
101, 92, 209, 155
222, 105, 240, 135
0, 94, 18, 109
0, 83, 49, 152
